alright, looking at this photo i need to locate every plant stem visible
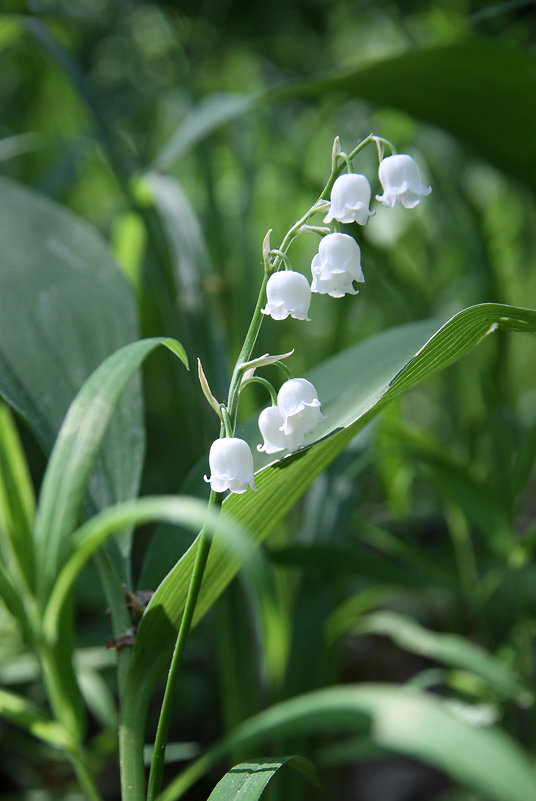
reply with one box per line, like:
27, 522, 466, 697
146, 492, 218, 801
70, 749, 104, 801
227, 272, 269, 423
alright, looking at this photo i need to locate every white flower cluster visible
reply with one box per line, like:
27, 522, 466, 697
204, 377, 326, 494
261, 153, 431, 317
258, 378, 325, 454
204, 150, 431, 494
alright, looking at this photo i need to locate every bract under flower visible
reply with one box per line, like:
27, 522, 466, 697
324, 173, 375, 225
311, 232, 364, 298
204, 437, 256, 494
277, 378, 325, 449
376, 154, 432, 209
261, 270, 312, 321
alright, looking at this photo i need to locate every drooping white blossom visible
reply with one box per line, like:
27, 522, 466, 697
277, 378, 325, 448
261, 270, 312, 321
257, 405, 305, 453
204, 437, 256, 494
376, 154, 432, 209
311, 232, 364, 298
324, 173, 375, 225
257, 406, 288, 453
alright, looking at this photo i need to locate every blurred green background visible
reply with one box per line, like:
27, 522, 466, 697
1, 1, 536, 799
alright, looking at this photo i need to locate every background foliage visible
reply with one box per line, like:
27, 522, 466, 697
1, 1, 536, 800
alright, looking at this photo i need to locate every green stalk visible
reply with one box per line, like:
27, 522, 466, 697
70, 749, 104, 801
146, 493, 219, 801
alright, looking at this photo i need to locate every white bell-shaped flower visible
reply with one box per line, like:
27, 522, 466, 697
261, 270, 312, 321
324, 173, 375, 225
376, 154, 431, 209
311, 232, 364, 298
257, 406, 287, 454
257, 405, 304, 454
277, 378, 326, 448
204, 437, 256, 494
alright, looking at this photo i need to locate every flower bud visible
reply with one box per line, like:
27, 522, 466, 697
204, 437, 256, 494
311, 232, 364, 298
376, 154, 431, 209
324, 173, 374, 225
261, 270, 312, 321
277, 378, 325, 449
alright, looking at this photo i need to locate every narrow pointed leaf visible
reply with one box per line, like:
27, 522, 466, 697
34, 338, 187, 600
0, 402, 35, 587
206, 756, 317, 801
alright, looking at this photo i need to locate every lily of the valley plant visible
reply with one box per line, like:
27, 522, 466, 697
146, 134, 431, 798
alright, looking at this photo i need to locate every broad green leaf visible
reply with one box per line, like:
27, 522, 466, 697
276, 38, 536, 193
348, 611, 530, 704
206, 756, 317, 801
0, 176, 143, 578
0, 402, 35, 588
121, 303, 536, 782
153, 40, 536, 193
34, 338, 187, 601
0, 687, 73, 750
161, 685, 536, 801
133, 304, 536, 662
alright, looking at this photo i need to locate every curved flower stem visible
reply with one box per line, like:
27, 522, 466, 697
273, 359, 293, 381
227, 273, 269, 425
220, 405, 234, 437
269, 249, 293, 270
146, 490, 220, 801
240, 376, 278, 406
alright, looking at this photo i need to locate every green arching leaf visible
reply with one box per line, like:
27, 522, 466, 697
133, 304, 536, 675
206, 756, 318, 801
34, 338, 187, 602
160, 685, 536, 801
153, 39, 536, 193
42, 495, 253, 642
347, 611, 531, 704
118, 303, 536, 783
0, 687, 74, 750
0, 176, 143, 579
0, 402, 35, 588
